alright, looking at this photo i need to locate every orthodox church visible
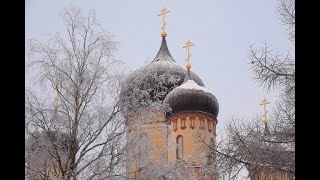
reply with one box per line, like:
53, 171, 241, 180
25, 6, 292, 180
120, 7, 219, 179
26, 6, 219, 180
120, 7, 293, 180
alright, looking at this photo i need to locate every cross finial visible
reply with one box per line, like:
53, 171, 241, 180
259, 97, 270, 125
183, 40, 194, 70
158, 7, 170, 37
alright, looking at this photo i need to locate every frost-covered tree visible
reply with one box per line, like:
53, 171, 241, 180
25, 7, 184, 179
25, 7, 128, 179
202, 0, 295, 179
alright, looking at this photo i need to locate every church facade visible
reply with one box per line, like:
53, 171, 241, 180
25, 6, 292, 180
120, 16, 219, 178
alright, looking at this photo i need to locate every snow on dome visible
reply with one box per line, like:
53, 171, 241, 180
119, 37, 206, 117
163, 68, 219, 118
177, 80, 213, 94
152, 58, 178, 67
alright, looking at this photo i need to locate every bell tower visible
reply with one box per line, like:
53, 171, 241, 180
163, 41, 219, 179
246, 98, 293, 180
120, 6, 213, 179
124, 7, 177, 178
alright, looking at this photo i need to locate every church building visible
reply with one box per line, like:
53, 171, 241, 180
25, 6, 292, 180
120, 7, 219, 180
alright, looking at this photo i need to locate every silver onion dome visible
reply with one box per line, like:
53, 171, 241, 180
163, 69, 219, 118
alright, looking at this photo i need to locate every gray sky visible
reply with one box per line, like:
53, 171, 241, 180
25, 0, 292, 135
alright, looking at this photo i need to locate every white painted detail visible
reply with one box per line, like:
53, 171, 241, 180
177, 80, 213, 94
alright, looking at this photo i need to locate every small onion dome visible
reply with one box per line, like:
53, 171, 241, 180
120, 37, 204, 112
26, 131, 75, 153
264, 124, 271, 135
163, 69, 219, 118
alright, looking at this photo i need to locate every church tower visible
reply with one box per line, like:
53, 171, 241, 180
26, 80, 75, 180
246, 98, 293, 180
120, 7, 217, 179
26, 131, 72, 180
163, 41, 219, 179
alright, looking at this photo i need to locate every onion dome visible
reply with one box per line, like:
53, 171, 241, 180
120, 37, 205, 116
264, 123, 271, 135
26, 131, 74, 154
163, 69, 219, 118
123, 36, 204, 89
143, 37, 204, 86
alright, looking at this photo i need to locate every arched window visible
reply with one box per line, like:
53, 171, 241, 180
181, 118, 186, 130
136, 133, 150, 171
173, 119, 177, 132
200, 119, 205, 129
208, 119, 212, 132
176, 135, 183, 160
190, 118, 195, 129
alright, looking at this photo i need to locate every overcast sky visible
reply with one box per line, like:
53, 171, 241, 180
25, 0, 293, 136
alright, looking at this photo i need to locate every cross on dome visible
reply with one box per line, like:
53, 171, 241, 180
259, 97, 270, 125
158, 7, 170, 37
183, 40, 194, 70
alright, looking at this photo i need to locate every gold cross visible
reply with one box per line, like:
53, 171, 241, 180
158, 7, 170, 37
183, 40, 194, 69
259, 97, 270, 125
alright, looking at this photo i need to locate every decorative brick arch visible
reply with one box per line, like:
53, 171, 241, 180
176, 135, 183, 160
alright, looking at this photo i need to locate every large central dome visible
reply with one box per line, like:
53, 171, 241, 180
127, 37, 204, 87
120, 37, 205, 116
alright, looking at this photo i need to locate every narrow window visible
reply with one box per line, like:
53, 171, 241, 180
181, 118, 186, 130
137, 133, 149, 171
176, 135, 183, 160
200, 119, 205, 129
190, 118, 195, 129
173, 120, 177, 132
208, 119, 212, 132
